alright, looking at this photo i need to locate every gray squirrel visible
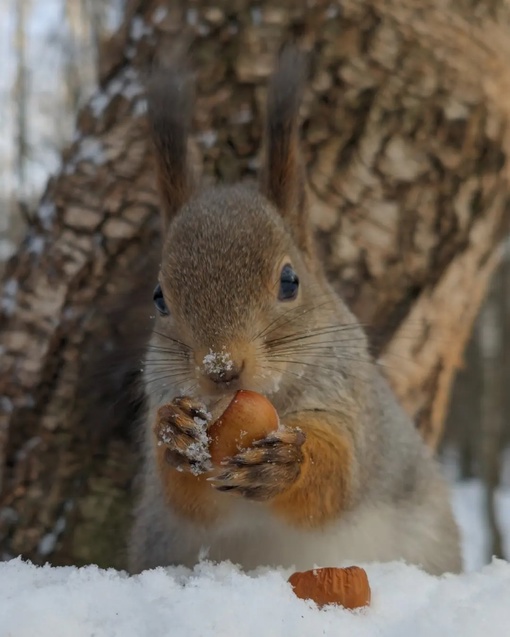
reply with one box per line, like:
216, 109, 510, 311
128, 48, 462, 575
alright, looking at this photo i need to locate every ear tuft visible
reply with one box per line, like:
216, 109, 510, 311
261, 46, 312, 256
146, 66, 195, 232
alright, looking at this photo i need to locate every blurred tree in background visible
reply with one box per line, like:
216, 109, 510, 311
0, 0, 123, 263
0, 0, 509, 569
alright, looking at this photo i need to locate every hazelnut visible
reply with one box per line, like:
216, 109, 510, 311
288, 566, 371, 610
207, 390, 279, 465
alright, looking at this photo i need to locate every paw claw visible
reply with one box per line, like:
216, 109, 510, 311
215, 485, 237, 493
210, 425, 305, 501
154, 396, 211, 474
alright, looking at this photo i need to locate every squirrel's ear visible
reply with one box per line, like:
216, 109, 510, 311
261, 47, 312, 257
146, 68, 195, 233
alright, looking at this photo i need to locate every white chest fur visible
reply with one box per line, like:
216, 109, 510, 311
167, 496, 446, 574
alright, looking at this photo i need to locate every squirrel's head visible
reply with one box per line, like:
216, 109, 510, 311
144, 48, 356, 402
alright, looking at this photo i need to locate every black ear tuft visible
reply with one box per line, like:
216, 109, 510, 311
261, 46, 312, 256
146, 66, 195, 232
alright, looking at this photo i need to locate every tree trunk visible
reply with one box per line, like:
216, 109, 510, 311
13, 0, 29, 201
441, 333, 483, 481
479, 267, 506, 561
1, 0, 509, 568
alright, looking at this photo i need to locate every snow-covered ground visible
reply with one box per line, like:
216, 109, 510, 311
0, 556, 509, 637
0, 478, 509, 636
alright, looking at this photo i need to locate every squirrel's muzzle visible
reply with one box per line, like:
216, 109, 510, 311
207, 362, 243, 385
198, 347, 245, 388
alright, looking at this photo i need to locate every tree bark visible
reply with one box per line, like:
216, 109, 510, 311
441, 334, 483, 481
479, 267, 506, 560
13, 0, 29, 200
1, 0, 509, 568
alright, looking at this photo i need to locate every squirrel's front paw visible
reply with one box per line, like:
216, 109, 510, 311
154, 397, 211, 475
209, 428, 306, 501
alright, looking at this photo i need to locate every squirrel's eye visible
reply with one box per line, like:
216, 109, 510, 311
153, 283, 169, 316
278, 264, 299, 301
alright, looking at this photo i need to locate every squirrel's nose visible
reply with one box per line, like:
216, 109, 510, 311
199, 348, 246, 386
208, 361, 244, 385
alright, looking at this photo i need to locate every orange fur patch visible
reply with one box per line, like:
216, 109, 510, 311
271, 414, 354, 528
155, 442, 220, 526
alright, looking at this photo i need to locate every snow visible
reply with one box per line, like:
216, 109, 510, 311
89, 92, 110, 118
129, 16, 153, 42
0, 278, 18, 315
0, 479, 509, 634
197, 130, 218, 149
37, 517, 66, 557
202, 348, 235, 374
157, 414, 211, 475
0, 237, 16, 261
37, 501, 72, 557
152, 7, 168, 24
72, 138, 106, 167
26, 234, 45, 255
0, 555, 509, 636
89, 67, 144, 120
37, 200, 56, 229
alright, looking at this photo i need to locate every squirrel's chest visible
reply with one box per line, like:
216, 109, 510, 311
178, 500, 410, 571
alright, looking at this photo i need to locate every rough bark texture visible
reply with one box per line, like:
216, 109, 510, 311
1, 0, 510, 568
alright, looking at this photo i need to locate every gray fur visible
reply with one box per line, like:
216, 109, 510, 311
129, 186, 461, 576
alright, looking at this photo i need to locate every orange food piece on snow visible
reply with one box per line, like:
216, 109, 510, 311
288, 566, 371, 609
208, 390, 279, 465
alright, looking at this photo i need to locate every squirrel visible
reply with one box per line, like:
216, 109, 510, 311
128, 47, 462, 576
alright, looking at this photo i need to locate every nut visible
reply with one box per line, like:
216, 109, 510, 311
207, 390, 279, 465
288, 566, 371, 609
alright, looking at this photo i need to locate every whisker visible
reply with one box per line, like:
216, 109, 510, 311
267, 355, 406, 379
143, 372, 195, 384
144, 354, 190, 360
259, 364, 326, 394
266, 325, 355, 344
146, 344, 189, 353
267, 356, 368, 371
266, 360, 376, 390
184, 382, 199, 396
255, 297, 338, 342
143, 368, 192, 375
151, 329, 192, 351
143, 359, 191, 367
268, 338, 370, 353
145, 348, 189, 357
253, 304, 308, 343
273, 351, 366, 359
266, 323, 365, 348
144, 380, 196, 400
